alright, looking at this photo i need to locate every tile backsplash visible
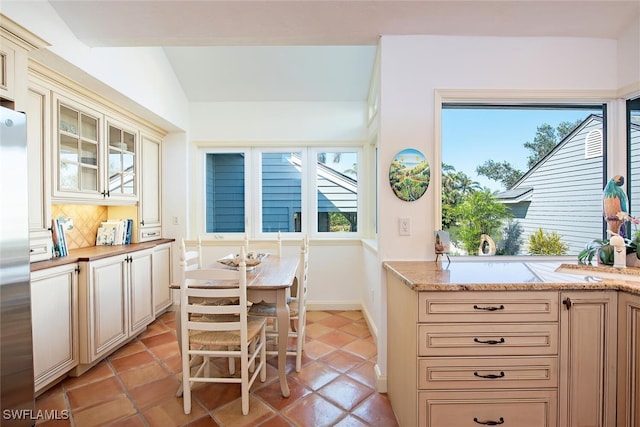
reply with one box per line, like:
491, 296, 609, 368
51, 204, 107, 249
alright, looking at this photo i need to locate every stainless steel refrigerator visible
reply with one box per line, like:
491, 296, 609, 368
0, 106, 35, 426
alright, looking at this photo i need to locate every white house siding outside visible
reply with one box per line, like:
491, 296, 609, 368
498, 116, 604, 255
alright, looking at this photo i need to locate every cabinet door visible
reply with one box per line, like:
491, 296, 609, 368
0, 36, 17, 102
139, 133, 162, 241
106, 116, 138, 201
80, 256, 128, 363
152, 243, 172, 315
26, 81, 52, 261
52, 93, 104, 201
559, 291, 617, 427
128, 249, 154, 335
617, 292, 640, 427
31, 264, 78, 392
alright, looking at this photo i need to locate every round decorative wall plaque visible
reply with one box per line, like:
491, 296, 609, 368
388, 148, 430, 202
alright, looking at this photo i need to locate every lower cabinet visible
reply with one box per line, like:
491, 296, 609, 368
30, 264, 78, 393
419, 390, 557, 427
77, 248, 153, 368
152, 242, 172, 315
386, 272, 624, 427
617, 292, 640, 427
559, 291, 618, 427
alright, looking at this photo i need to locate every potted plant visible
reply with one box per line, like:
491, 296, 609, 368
578, 212, 640, 266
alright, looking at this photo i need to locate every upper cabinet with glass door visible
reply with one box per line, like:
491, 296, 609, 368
106, 117, 137, 199
52, 93, 138, 204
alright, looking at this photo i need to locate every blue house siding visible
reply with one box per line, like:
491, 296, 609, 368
206, 153, 245, 233
499, 116, 604, 255
261, 153, 302, 232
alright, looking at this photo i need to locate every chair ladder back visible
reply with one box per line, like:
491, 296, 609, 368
244, 231, 282, 257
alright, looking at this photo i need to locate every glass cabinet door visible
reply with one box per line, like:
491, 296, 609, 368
58, 103, 99, 194
107, 123, 136, 197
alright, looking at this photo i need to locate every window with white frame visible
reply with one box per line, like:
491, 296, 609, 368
441, 102, 606, 257
204, 147, 360, 237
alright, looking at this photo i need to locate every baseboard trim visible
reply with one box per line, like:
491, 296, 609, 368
306, 301, 362, 311
374, 363, 388, 393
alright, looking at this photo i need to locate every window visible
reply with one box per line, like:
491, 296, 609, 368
205, 152, 245, 233
441, 103, 605, 256
627, 97, 640, 219
204, 147, 360, 237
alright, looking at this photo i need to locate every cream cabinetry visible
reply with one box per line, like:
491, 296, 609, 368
25, 79, 52, 261
386, 276, 560, 427
30, 264, 78, 393
617, 292, 640, 427
0, 15, 47, 109
559, 291, 617, 427
52, 92, 139, 204
139, 133, 162, 241
77, 248, 153, 370
152, 242, 172, 315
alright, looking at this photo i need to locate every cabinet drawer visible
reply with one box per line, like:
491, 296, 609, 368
418, 356, 558, 390
419, 390, 557, 427
419, 291, 559, 323
418, 323, 558, 356
140, 226, 162, 242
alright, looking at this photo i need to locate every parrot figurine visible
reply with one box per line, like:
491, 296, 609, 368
603, 175, 629, 237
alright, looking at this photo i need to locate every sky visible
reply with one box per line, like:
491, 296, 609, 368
442, 106, 602, 191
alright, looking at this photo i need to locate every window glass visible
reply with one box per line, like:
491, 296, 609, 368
316, 151, 358, 233
261, 152, 302, 232
205, 152, 245, 233
442, 104, 604, 256
628, 98, 640, 220
204, 148, 361, 237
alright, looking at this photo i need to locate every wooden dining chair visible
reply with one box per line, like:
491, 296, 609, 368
248, 235, 309, 372
179, 248, 267, 416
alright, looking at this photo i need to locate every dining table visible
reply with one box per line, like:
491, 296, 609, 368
173, 253, 299, 397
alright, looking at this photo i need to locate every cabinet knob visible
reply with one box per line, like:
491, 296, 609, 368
563, 297, 572, 310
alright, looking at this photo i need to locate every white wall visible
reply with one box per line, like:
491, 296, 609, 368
2, 2, 189, 131
375, 34, 624, 383
617, 16, 640, 96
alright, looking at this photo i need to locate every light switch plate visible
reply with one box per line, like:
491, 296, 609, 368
399, 218, 410, 235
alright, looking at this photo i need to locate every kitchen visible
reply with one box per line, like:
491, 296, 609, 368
0, 1, 639, 426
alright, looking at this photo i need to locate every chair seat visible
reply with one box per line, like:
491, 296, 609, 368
249, 298, 299, 317
189, 316, 266, 347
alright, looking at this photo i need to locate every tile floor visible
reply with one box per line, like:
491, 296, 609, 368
35, 310, 398, 427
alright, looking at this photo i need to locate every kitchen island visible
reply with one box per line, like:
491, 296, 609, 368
384, 260, 640, 427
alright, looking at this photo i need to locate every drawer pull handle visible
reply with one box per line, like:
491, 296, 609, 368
474, 417, 504, 426
474, 337, 505, 345
474, 371, 505, 379
473, 304, 504, 311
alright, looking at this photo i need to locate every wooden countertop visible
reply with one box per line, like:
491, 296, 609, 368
31, 238, 175, 272
383, 260, 640, 296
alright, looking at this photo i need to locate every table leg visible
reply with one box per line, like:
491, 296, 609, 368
276, 288, 291, 397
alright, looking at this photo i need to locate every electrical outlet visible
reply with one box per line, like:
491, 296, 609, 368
399, 218, 410, 236
172, 216, 179, 225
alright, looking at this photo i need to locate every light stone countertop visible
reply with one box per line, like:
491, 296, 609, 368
383, 260, 640, 296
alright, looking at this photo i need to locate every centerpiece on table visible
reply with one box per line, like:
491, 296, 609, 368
579, 175, 640, 266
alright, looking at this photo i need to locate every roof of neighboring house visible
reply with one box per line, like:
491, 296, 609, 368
495, 187, 533, 203
505, 114, 603, 191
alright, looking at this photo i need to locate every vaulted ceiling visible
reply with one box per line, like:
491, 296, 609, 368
45, 0, 640, 102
